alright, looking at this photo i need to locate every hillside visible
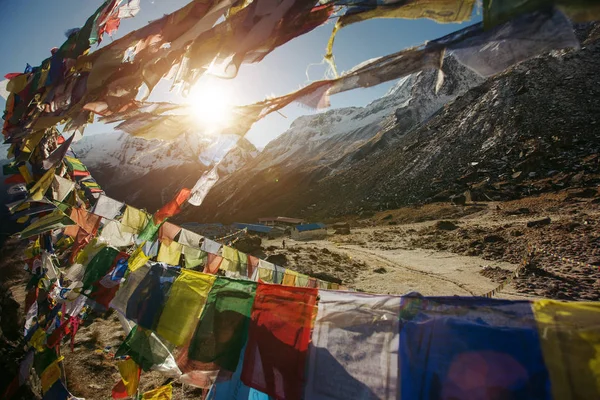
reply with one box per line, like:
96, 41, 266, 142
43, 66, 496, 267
73, 132, 258, 212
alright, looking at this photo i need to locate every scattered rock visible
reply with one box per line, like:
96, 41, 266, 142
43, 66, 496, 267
435, 220, 459, 231
526, 217, 552, 228
373, 267, 387, 274
233, 235, 262, 253
265, 253, 288, 266
382, 214, 393, 220
483, 234, 504, 243
505, 207, 530, 215
333, 222, 351, 234
450, 194, 467, 206
568, 188, 598, 199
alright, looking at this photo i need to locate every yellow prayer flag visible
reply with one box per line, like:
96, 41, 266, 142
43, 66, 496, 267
24, 238, 41, 258
156, 240, 183, 266
29, 168, 56, 201
220, 245, 240, 272
129, 244, 150, 272
18, 165, 34, 184
121, 206, 149, 234
282, 270, 299, 286
41, 357, 64, 393
341, 0, 475, 27
156, 269, 216, 346
21, 129, 47, 154
117, 358, 141, 396
532, 300, 600, 399
29, 327, 47, 352
143, 383, 173, 399
257, 267, 274, 283
6, 73, 29, 93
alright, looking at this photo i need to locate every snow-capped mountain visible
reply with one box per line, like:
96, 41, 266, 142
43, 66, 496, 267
73, 131, 258, 211
184, 56, 484, 222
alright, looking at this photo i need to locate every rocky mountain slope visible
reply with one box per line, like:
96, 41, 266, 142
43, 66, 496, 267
184, 56, 484, 222
73, 132, 258, 212
186, 23, 600, 223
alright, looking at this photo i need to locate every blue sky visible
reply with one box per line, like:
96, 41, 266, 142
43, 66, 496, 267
0, 0, 480, 148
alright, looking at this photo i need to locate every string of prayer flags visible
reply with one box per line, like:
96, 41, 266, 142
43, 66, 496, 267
18, 209, 74, 239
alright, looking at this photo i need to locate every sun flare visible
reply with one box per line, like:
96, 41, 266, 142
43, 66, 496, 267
187, 80, 233, 132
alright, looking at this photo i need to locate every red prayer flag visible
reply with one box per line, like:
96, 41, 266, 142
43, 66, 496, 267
4, 174, 26, 184
247, 255, 260, 278
204, 254, 223, 275
153, 188, 191, 224
241, 284, 318, 400
4, 72, 22, 80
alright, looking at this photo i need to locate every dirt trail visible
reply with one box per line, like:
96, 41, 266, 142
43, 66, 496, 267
285, 233, 532, 299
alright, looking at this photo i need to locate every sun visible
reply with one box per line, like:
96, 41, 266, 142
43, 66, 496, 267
187, 79, 233, 132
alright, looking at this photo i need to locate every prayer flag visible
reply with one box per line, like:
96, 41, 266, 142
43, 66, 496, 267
188, 278, 257, 371
126, 263, 179, 331
242, 284, 318, 400
92, 195, 124, 219
156, 269, 216, 346
157, 240, 183, 265
532, 300, 600, 399
112, 358, 141, 398
154, 188, 191, 224
121, 206, 150, 234
142, 383, 173, 399
305, 291, 401, 399
116, 325, 173, 372
398, 295, 550, 399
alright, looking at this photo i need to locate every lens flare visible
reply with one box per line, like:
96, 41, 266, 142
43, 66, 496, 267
187, 81, 233, 132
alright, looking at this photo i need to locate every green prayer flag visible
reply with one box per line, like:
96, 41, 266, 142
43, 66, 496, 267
115, 325, 172, 372
18, 210, 74, 238
138, 218, 163, 242
82, 247, 119, 289
187, 278, 257, 371
34, 348, 58, 375
3, 162, 20, 176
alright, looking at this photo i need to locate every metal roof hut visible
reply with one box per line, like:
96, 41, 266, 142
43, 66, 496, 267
291, 223, 327, 241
